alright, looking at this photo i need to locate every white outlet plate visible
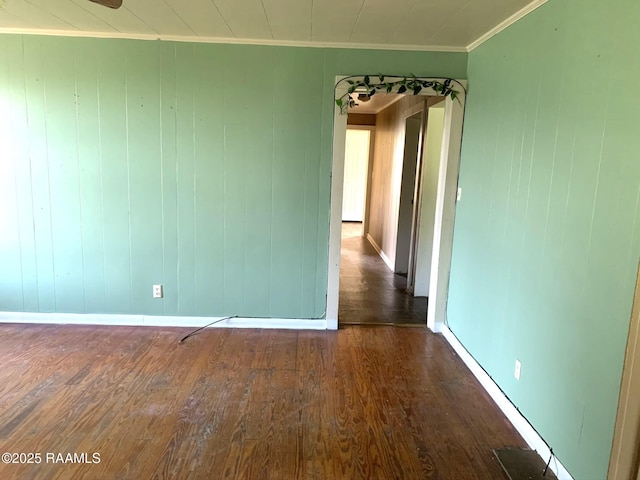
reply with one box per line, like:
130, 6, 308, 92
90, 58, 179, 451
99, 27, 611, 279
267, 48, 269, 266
457, 187, 462, 201
514, 359, 522, 380
153, 284, 163, 298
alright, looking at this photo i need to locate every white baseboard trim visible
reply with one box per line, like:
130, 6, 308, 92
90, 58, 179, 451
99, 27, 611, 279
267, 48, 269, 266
0, 311, 328, 330
366, 233, 395, 271
441, 325, 574, 480
326, 317, 338, 330
431, 320, 445, 334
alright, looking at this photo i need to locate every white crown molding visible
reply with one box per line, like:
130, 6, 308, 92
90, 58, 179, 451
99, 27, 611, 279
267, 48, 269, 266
0, 27, 467, 52
0, 1, 547, 54
466, 0, 549, 52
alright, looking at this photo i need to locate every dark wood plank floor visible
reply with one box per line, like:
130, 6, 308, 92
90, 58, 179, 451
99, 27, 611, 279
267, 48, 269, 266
340, 222, 428, 325
0, 323, 524, 479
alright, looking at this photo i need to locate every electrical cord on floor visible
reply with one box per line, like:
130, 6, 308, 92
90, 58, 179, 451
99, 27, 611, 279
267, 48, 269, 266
542, 448, 554, 476
179, 316, 237, 343
179, 312, 328, 343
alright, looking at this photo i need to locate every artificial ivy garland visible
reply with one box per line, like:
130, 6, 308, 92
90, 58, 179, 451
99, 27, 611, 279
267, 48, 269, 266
335, 75, 462, 114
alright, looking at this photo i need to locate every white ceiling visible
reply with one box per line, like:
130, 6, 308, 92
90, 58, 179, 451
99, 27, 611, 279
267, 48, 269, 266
0, 0, 545, 51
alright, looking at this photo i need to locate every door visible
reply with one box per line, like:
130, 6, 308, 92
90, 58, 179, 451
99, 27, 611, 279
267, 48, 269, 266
411, 102, 445, 296
394, 114, 422, 274
342, 129, 371, 222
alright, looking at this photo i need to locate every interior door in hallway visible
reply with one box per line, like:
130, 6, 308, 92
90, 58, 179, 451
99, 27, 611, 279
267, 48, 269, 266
411, 102, 445, 296
395, 113, 422, 274
342, 128, 371, 222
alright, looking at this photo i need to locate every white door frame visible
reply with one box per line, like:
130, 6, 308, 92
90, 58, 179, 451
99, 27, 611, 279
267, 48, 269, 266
407, 98, 446, 295
326, 76, 467, 332
608, 261, 640, 480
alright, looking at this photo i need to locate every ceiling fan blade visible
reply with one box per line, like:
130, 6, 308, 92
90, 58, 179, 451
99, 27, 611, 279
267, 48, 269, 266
89, 0, 123, 9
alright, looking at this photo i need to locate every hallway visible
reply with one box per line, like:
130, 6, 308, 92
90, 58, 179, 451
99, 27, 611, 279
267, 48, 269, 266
339, 222, 428, 326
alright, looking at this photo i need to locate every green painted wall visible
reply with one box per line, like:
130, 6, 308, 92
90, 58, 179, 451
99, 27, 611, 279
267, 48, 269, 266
447, 0, 640, 477
0, 34, 466, 319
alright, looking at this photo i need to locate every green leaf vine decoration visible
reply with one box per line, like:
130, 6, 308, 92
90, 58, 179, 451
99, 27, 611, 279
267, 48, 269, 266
335, 75, 462, 114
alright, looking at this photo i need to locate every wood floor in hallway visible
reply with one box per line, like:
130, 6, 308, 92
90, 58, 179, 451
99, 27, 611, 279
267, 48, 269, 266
0, 323, 525, 479
339, 222, 428, 326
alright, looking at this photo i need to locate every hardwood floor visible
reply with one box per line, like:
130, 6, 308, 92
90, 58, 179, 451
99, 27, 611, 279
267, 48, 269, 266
0, 323, 524, 479
340, 222, 428, 326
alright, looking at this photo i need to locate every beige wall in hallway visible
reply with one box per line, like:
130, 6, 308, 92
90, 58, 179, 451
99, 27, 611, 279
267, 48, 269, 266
367, 96, 425, 269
